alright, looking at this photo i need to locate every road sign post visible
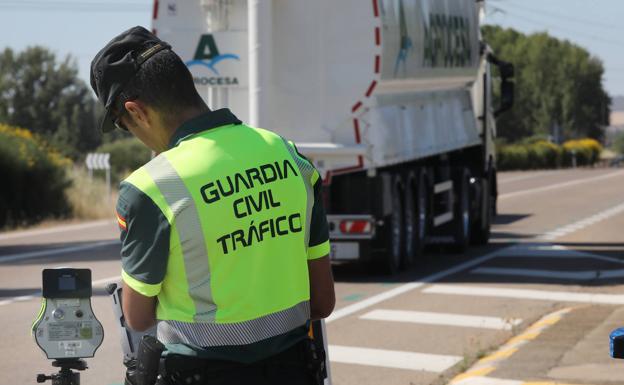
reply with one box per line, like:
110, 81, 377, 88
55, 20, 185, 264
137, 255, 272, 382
85, 153, 111, 198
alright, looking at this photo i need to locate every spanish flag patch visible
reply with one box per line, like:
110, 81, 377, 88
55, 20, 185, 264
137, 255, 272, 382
116, 212, 127, 230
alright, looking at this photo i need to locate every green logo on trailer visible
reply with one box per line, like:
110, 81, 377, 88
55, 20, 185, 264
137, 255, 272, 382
185, 34, 240, 86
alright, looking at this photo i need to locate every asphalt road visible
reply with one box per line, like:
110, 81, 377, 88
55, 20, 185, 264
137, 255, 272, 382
2, 168, 624, 385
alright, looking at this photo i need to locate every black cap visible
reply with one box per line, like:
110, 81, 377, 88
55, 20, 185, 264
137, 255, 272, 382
90, 26, 171, 133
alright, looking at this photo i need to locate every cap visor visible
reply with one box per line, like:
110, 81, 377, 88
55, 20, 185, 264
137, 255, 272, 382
100, 108, 116, 133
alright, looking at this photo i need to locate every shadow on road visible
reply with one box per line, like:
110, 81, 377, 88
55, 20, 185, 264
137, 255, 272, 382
332, 233, 624, 289
0, 241, 121, 266
493, 213, 532, 225
490, 231, 535, 240
3, 224, 623, 292
0, 287, 117, 299
0, 288, 41, 298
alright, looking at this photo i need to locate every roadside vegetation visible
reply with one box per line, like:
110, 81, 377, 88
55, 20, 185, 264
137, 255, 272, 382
483, 26, 611, 171
497, 138, 603, 170
0, 47, 152, 230
483, 26, 610, 143
65, 167, 116, 220
96, 138, 152, 183
0, 126, 154, 229
0, 124, 71, 228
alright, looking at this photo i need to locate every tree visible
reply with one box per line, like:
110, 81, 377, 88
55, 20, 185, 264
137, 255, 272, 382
0, 46, 102, 158
482, 26, 611, 143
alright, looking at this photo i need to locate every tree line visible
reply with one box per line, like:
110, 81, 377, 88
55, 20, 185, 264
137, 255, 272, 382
0, 46, 127, 159
483, 25, 611, 143
0, 29, 612, 159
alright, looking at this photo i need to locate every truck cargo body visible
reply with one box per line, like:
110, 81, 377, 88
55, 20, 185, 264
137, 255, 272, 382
153, 0, 512, 273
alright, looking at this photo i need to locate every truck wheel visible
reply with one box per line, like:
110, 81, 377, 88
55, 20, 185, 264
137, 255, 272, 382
471, 175, 492, 245
452, 168, 471, 252
388, 174, 404, 273
372, 173, 404, 275
402, 169, 427, 270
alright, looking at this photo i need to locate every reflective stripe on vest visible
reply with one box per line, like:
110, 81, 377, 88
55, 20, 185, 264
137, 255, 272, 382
143, 155, 217, 322
158, 301, 310, 346
281, 138, 316, 253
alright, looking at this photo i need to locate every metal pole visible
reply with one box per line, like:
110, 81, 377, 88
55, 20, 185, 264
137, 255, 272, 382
321, 319, 333, 385
248, 0, 272, 128
106, 168, 111, 202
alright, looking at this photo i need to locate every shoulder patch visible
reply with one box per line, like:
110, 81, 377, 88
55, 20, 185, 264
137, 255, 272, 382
116, 211, 127, 231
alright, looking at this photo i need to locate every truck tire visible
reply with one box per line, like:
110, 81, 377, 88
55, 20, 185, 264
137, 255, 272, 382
372, 173, 404, 275
452, 168, 471, 252
402, 169, 427, 270
471, 174, 492, 245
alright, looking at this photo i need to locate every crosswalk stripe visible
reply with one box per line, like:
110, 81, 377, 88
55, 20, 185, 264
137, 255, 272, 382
471, 267, 624, 280
423, 284, 624, 305
360, 309, 522, 330
328, 345, 462, 372
325, 244, 519, 324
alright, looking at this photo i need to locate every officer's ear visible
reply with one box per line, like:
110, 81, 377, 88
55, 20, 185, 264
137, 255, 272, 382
124, 100, 151, 129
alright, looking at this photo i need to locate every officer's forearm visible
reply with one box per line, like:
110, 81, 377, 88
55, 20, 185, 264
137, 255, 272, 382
308, 255, 335, 319
122, 282, 158, 331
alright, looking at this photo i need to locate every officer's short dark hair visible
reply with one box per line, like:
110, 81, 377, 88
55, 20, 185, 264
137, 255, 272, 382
119, 49, 204, 120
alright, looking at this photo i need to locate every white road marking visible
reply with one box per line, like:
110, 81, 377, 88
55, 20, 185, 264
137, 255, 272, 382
452, 376, 522, 385
0, 240, 120, 263
360, 309, 522, 330
498, 243, 624, 264
328, 345, 462, 372
0, 220, 115, 241
498, 170, 624, 200
325, 245, 513, 323
93, 275, 121, 286
498, 172, 551, 185
423, 284, 624, 305
0, 295, 37, 306
472, 267, 624, 281
541, 201, 624, 241
0, 275, 120, 307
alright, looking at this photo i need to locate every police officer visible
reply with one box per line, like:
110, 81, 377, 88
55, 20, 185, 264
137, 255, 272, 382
90, 26, 335, 385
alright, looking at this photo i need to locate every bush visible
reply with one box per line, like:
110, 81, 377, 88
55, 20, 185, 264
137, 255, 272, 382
531, 140, 563, 168
563, 138, 602, 166
96, 138, 151, 182
0, 124, 71, 228
498, 144, 528, 170
497, 138, 601, 170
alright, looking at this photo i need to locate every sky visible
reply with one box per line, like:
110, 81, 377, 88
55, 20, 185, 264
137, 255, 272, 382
0, 0, 623, 97
484, 0, 624, 97
0, 0, 153, 88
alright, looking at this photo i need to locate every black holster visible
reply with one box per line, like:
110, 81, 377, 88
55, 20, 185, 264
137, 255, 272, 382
304, 338, 326, 385
124, 336, 168, 385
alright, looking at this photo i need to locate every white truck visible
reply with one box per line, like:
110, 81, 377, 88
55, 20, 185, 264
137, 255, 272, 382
152, 0, 514, 274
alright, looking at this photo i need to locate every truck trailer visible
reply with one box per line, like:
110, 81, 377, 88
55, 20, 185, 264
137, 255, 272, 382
152, 0, 514, 274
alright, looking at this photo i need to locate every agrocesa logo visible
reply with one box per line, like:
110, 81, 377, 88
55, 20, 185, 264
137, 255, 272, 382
186, 34, 240, 86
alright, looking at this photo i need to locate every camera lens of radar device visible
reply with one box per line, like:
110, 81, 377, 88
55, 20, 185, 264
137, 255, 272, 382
32, 268, 104, 385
